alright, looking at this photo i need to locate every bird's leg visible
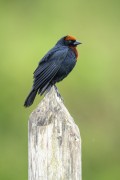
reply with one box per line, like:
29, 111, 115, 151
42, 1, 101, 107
54, 85, 64, 102
44, 85, 52, 96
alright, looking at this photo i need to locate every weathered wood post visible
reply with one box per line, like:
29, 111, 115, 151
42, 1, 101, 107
28, 86, 82, 180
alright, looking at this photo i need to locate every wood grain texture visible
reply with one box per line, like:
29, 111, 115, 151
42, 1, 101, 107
28, 86, 82, 180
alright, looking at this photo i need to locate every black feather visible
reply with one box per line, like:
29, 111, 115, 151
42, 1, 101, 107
24, 89, 37, 107
24, 37, 78, 107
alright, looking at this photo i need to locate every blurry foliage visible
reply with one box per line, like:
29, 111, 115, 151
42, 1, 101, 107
0, 0, 120, 179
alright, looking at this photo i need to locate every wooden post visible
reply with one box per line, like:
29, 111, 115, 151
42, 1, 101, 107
28, 86, 82, 180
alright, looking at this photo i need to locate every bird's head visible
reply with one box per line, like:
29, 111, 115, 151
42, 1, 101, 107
64, 35, 81, 47
56, 35, 81, 47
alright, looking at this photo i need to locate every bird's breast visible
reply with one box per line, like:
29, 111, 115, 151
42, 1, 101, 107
70, 46, 78, 59
51, 49, 76, 83
59, 50, 76, 75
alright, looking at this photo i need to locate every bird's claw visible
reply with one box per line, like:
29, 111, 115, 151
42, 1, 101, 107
54, 85, 64, 102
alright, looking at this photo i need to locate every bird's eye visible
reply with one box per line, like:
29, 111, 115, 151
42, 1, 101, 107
68, 40, 72, 43
64, 39, 75, 46
68, 40, 76, 45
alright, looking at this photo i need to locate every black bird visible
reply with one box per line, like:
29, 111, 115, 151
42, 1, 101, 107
24, 35, 81, 107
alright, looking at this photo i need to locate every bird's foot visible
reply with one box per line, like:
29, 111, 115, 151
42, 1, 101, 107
54, 85, 64, 102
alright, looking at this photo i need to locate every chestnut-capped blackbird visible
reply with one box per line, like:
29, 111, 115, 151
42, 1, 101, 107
24, 35, 81, 107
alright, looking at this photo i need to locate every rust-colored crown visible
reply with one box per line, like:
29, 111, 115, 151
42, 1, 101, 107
65, 35, 76, 41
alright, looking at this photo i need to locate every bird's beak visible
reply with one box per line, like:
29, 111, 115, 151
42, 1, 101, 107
73, 40, 82, 46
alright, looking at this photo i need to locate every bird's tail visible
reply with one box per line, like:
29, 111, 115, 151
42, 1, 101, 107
24, 89, 37, 107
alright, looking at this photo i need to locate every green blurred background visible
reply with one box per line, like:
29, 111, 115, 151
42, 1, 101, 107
0, 0, 120, 179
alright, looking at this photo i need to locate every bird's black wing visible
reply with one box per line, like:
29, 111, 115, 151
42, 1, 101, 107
33, 47, 68, 94
34, 46, 60, 76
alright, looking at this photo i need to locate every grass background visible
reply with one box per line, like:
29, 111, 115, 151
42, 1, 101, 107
0, 0, 120, 179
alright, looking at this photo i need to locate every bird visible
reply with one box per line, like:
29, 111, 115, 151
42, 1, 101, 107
24, 35, 81, 107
